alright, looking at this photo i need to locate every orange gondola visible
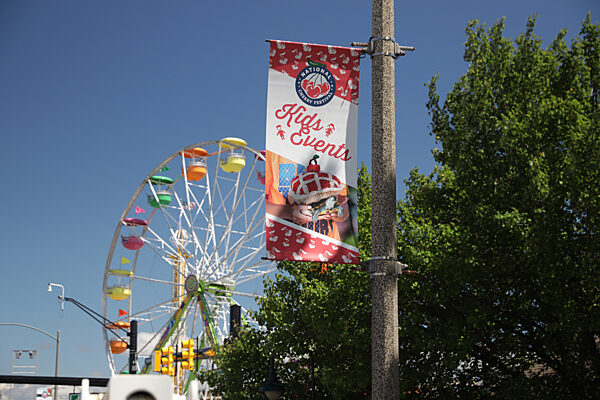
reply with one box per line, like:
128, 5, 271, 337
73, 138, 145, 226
109, 340, 128, 354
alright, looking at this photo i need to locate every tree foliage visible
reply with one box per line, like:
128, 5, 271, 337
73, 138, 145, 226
397, 14, 600, 398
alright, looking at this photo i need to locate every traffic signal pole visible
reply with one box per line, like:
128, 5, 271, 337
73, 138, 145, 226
128, 320, 138, 374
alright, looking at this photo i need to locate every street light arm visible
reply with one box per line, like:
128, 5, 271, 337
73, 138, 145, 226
48, 283, 65, 311
63, 297, 129, 342
0, 323, 57, 341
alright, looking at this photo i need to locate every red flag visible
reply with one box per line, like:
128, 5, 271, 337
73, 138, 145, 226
135, 206, 146, 214
118, 309, 128, 317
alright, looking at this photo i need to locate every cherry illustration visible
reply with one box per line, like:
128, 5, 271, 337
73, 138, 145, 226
318, 81, 330, 95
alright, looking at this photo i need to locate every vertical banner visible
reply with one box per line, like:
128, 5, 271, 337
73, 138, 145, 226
265, 40, 361, 264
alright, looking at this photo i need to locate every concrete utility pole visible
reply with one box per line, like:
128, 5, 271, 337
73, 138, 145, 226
370, 1, 399, 397
368, 0, 413, 398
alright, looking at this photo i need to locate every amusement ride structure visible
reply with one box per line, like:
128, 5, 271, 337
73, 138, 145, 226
102, 138, 274, 398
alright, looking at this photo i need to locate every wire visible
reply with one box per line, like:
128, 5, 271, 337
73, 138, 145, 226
64, 297, 128, 342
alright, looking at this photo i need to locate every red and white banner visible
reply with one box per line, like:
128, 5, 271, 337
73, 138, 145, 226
265, 40, 360, 264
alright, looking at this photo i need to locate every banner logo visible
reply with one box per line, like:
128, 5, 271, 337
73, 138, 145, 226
295, 60, 336, 107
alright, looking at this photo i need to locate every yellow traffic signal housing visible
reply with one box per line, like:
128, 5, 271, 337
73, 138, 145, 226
161, 364, 174, 376
153, 350, 161, 372
158, 346, 175, 376
181, 339, 195, 370
161, 346, 174, 356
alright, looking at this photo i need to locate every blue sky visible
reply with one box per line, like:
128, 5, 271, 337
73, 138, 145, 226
0, 0, 596, 390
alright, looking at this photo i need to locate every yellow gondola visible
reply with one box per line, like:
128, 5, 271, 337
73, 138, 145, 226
107, 286, 131, 301
219, 137, 246, 173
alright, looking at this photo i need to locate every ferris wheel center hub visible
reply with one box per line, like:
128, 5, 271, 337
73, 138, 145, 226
184, 275, 199, 294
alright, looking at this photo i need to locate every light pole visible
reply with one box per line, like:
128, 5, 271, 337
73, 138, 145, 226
48, 282, 66, 399
0, 324, 60, 399
370, 1, 400, 394
352, 0, 414, 398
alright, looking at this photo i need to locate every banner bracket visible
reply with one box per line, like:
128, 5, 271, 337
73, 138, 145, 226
361, 257, 417, 277
351, 37, 414, 59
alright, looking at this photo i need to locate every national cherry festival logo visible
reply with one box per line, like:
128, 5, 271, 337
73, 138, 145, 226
295, 59, 336, 107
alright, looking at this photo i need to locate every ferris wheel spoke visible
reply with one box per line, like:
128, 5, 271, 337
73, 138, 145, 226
187, 296, 202, 340
135, 311, 177, 356
186, 180, 212, 233
172, 187, 218, 281
207, 221, 264, 278
136, 294, 198, 357
238, 155, 262, 227
210, 255, 272, 286
211, 170, 236, 219
228, 244, 266, 270
233, 267, 275, 286
222, 176, 242, 256
211, 288, 262, 299
204, 145, 226, 259
128, 297, 181, 324
172, 191, 207, 266
202, 192, 264, 279
203, 293, 228, 343
221, 156, 258, 255
143, 227, 188, 265
222, 188, 264, 243
206, 180, 238, 251
221, 196, 265, 274
131, 274, 184, 287
180, 173, 211, 232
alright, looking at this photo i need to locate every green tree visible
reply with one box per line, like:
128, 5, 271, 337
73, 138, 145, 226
200, 165, 373, 399
397, 14, 600, 398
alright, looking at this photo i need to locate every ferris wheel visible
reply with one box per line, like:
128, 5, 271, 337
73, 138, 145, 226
101, 138, 274, 395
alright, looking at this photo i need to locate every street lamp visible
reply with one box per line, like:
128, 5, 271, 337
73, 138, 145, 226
48, 282, 65, 311
260, 357, 284, 400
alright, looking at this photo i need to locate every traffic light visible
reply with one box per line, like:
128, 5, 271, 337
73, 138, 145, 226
153, 350, 161, 373
181, 339, 194, 370
160, 346, 175, 376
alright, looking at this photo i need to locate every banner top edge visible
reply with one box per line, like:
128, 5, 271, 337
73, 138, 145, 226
265, 39, 363, 51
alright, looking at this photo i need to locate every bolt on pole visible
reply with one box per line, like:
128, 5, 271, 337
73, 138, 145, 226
371, 0, 399, 398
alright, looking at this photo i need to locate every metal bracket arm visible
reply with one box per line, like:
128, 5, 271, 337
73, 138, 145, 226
352, 37, 415, 59
361, 257, 409, 277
